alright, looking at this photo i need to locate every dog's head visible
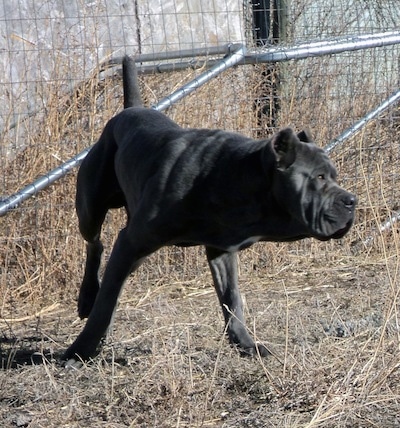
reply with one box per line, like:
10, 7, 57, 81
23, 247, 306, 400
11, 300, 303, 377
268, 128, 356, 240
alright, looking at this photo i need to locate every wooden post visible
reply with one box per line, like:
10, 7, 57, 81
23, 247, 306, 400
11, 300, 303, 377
251, 0, 288, 137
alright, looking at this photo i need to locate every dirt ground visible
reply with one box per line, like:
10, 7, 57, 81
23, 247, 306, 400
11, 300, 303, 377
1, 240, 399, 427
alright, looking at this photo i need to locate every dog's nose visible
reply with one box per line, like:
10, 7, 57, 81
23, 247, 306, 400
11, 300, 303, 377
342, 194, 356, 209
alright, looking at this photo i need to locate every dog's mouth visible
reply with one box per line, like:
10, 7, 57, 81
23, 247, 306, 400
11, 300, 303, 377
329, 219, 354, 239
316, 217, 354, 241
313, 193, 356, 241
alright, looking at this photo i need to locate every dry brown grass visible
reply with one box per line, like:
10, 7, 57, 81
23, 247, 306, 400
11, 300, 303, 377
1, 59, 400, 427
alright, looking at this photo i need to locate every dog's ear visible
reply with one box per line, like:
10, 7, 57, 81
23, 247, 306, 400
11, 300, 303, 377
297, 129, 313, 143
271, 128, 298, 170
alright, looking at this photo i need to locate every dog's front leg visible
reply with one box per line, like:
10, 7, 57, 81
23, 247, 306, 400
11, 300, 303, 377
206, 246, 269, 357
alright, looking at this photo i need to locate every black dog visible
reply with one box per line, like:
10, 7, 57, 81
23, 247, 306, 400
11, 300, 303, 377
63, 56, 356, 364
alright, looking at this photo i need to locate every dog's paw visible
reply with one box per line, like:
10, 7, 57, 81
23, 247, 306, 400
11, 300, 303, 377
63, 358, 84, 370
239, 342, 271, 358
62, 338, 100, 367
254, 342, 271, 357
62, 346, 87, 369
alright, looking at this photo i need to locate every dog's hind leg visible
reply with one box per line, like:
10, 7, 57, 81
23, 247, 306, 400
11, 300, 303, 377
77, 238, 104, 319
75, 129, 125, 319
64, 227, 153, 363
206, 246, 269, 357
76, 186, 124, 319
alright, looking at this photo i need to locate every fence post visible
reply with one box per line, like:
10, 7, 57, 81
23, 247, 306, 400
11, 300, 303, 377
251, 0, 288, 136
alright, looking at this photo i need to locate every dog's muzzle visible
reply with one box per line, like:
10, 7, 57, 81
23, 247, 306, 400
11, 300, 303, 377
316, 191, 356, 240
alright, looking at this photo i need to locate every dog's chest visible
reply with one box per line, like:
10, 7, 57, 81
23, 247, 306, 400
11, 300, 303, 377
224, 235, 263, 252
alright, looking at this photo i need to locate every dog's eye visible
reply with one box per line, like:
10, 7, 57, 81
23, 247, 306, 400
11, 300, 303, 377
317, 174, 325, 181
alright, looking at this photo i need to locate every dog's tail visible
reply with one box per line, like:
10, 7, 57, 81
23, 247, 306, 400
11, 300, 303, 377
122, 55, 143, 109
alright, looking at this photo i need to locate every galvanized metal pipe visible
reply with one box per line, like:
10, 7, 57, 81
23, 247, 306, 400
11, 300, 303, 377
108, 44, 242, 66
324, 88, 400, 246
108, 32, 400, 68
0, 149, 90, 216
363, 212, 400, 247
251, 31, 400, 63
153, 44, 246, 111
325, 88, 400, 153
116, 32, 400, 75
0, 44, 247, 216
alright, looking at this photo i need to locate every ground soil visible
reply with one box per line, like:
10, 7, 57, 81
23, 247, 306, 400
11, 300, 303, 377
1, 243, 399, 427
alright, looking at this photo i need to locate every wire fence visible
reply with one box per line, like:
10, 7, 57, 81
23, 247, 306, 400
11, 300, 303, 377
1, 0, 400, 296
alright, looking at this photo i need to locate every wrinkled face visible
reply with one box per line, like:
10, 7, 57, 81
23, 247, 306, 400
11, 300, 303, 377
271, 129, 356, 240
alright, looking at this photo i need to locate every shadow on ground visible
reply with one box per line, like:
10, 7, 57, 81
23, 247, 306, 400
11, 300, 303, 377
0, 336, 62, 369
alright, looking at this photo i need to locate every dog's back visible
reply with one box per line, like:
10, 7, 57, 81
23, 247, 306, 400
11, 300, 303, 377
122, 55, 143, 109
